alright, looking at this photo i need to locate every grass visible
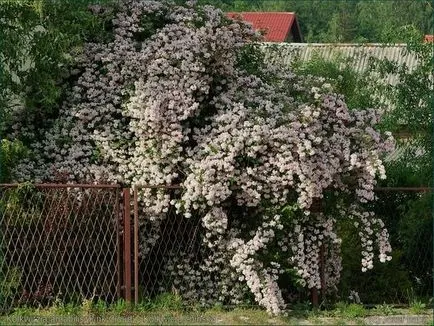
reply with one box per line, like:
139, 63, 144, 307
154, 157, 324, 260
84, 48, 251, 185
331, 302, 367, 318
409, 300, 427, 314
372, 303, 395, 316
0, 297, 433, 325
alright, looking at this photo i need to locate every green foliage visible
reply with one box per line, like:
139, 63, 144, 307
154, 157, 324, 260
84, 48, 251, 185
0, 0, 116, 139
109, 299, 130, 315
375, 35, 432, 186
288, 301, 311, 318
136, 8, 169, 42
152, 293, 183, 311
6, 295, 183, 317
0, 183, 41, 226
0, 266, 22, 310
409, 300, 427, 314
397, 194, 433, 300
10, 305, 34, 317
291, 52, 382, 110
209, 0, 433, 43
2, 301, 432, 325
0, 139, 28, 182
132, 293, 184, 312
53, 301, 82, 316
373, 303, 395, 316
236, 43, 267, 77
286, 31, 432, 305
338, 218, 413, 304
328, 302, 366, 319
92, 298, 108, 316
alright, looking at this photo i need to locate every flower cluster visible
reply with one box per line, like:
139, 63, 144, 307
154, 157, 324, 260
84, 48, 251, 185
347, 206, 392, 271
285, 212, 342, 291
228, 214, 286, 314
11, 0, 394, 314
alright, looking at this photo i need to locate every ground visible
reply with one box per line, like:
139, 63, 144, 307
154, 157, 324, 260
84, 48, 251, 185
0, 306, 432, 325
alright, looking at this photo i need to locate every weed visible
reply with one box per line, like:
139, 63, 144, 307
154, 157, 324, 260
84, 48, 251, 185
152, 293, 183, 311
373, 303, 395, 316
134, 299, 153, 312
11, 306, 34, 317
289, 300, 312, 318
81, 298, 93, 316
208, 302, 225, 312
60, 302, 81, 315
409, 300, 427, 314
92, 298, 107, 316
333, 302, 366, 318
110, 298, 134, 316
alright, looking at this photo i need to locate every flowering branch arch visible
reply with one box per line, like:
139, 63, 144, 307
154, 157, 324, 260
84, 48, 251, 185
13, 0, 394, 314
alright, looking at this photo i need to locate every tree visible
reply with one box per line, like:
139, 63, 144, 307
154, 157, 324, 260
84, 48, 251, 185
0, 0, 115, 181
203, 0, 433, 43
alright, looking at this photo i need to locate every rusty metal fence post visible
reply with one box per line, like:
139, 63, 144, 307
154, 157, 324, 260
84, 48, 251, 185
122, 188, 132, 303
116, 186, 122, 300
133, 186, 139, 305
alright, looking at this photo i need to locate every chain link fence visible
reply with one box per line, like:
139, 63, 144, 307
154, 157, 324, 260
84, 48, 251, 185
0, 184, 122, 313
131, 186, 205, 303
0, 183, 431, 312
132, 186, 432, 307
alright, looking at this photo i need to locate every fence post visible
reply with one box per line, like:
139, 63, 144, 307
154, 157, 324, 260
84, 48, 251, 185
123, 188, 132, 303
116, 187, 122, 299
133, 186, 139, 305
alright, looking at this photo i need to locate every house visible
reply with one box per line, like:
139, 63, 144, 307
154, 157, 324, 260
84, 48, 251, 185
424, 35, 433, 42
226, 12, 303, 43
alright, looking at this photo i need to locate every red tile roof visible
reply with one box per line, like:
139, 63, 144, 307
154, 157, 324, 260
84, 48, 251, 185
227, 12, 299, 42
424, 35, 433, 42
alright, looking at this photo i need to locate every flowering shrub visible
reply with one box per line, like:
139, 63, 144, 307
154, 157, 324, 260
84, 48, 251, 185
11, 0, 394, 314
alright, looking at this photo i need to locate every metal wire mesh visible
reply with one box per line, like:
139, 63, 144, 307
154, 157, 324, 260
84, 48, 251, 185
0, 184, 121, 313
133, 186, 432, 307
134, 186, 205, 301
1, 183, 430, 311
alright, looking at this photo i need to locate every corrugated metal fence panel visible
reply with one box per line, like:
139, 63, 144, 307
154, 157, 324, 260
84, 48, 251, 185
260, 43, 420, 86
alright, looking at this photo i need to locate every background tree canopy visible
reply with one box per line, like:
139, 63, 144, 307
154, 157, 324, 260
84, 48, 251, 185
199, 0, 433, 43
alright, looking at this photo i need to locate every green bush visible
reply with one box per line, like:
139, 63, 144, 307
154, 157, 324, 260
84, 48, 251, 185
338, 217, 413, 304
0, 139, 28, 183
398, 194, 433, 300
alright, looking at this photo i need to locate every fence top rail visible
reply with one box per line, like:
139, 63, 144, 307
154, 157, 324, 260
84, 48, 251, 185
132, 185, 431, 191
0, 184, 430, 192
0, 183, 121, 189
374, 187, 433, 192
133, 184, 182, 190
